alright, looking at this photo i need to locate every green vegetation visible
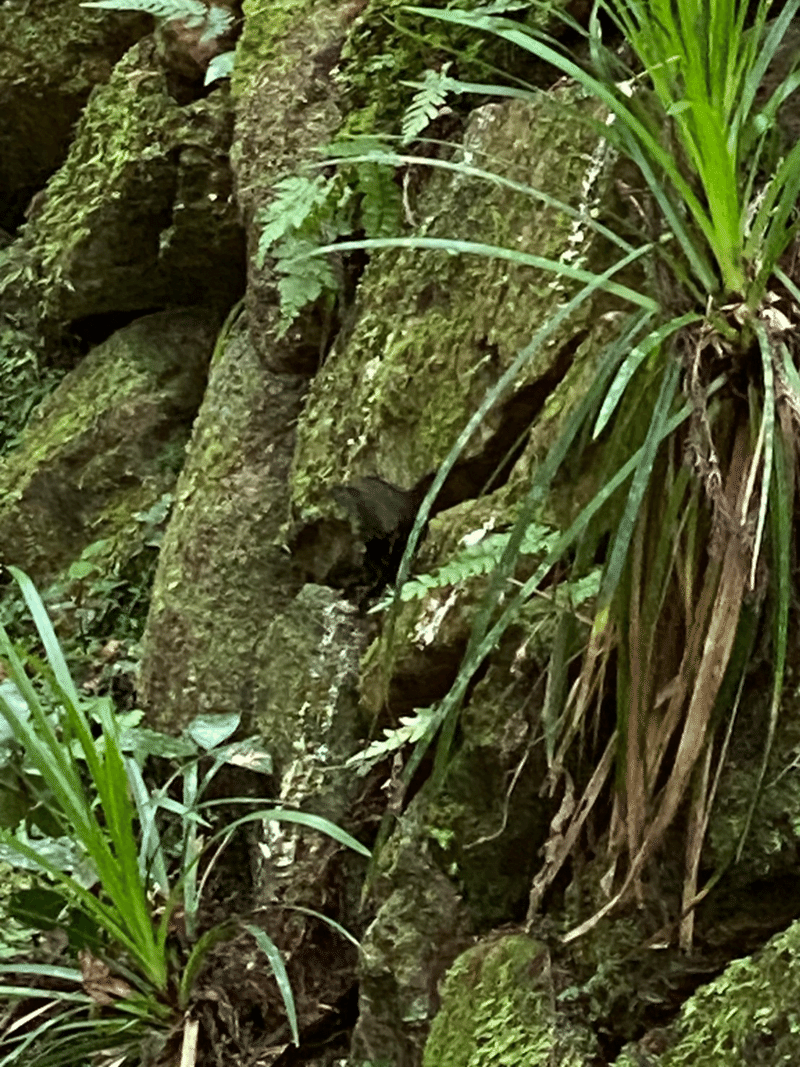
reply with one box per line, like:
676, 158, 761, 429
283, 0, 800, 947
0, 568, 369, 1065
79, 0, 235, 84
81, 0, 232, 40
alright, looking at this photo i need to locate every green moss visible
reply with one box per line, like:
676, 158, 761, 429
233, 0, 334, 95
339, 0, 573, 136
424, 935, 598, 1067
0, 0, 147, 96
29, 41, 172, 319
614, 920, 800, 1067
0, 310, 212, 585
291, 91, 613, 514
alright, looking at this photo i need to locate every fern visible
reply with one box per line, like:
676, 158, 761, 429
346, 706, 439, 776
400, 64, 458, 144
273, 237, 339, 332
81, 0, 233, 40
356, 160, 403, 238
205, 49, 235, 85
376, 522, 562, 608
256, 176, 335, 263
256, 148, 402, 332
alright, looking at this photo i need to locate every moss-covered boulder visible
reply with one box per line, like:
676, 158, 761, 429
613, 919, 800, 1067
0, 308, 216, 586
353, 795, 473, 1067
423, 935, 600, 1067
288, 91, 629, 598
0, 0, 151, 232
232, 0, 354, 372
139, 0, 368, 731
22, 37, 243, 330
137, 307, 309, 732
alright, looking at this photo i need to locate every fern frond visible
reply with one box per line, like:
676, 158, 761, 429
357, 163, 403, 238
346, 707, 438, 776
383, 522, 561, 607
256, 176, 334, 267
205, 49, 235, 85
401, 64, 457, 144
272, 237, 338, 337
323, 135, 403, 238
81, 0, 232, 38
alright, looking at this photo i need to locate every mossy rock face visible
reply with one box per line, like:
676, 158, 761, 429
23, 36, 244, 330
350, 632, 551, 1061
232, 0, 351, 372
138, 309, 311, 734
352, 793, 473, 1067
691, 676, 800, 950
423, 934, 600, 1067
251, 584, 369, 794
614, 919, 800, 1067
0, 308, 215, 587
0, 0, 151, 232
290, 90, 623, 542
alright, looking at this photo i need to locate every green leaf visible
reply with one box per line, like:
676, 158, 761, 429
243, 923, 299, 1046
256, 176, 333, 266
593, 312, 701, 439
205, 807, 371, 858
279, 904, 361, 949
598, 356, 681, 608
401, 64, 455, 143
185, 712, 240, 751
205, 49, 235, 86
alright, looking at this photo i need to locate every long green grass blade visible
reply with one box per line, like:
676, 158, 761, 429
7, 568, 81, 710
593, 312, 700, 439
319, 150, 638, 253
598, 356, 681, 608
124, 755, 169, 894
203, 808, 371, 858
279, 904, 361, 950
419, 311, 656, 787
750, 322, 776, 588
294, 237, 658, 309
736, 402, 792, 859
243, 923, 299, 1046
178, 920, 237, 1009
389, 247, 657, 648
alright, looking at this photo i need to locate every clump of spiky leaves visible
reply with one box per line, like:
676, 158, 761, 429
0, 567, 369, 1064
378, 0, 800, 948
297, 0, 800, 949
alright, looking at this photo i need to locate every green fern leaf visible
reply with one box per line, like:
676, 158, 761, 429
256, 176, 334, 267
357, 163, 403, 238
380, 522, 563, 609
272, 237, 337, 336
401, 64, 456, 144
346, 707, 438, 775
81, 0, 232, 35
204, 49, 235, 85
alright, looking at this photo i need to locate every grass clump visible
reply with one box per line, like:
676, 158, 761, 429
0, 566, 369, 1065
305, 0, 800, 948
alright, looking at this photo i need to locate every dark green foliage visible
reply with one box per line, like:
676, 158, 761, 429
401, 64, 460, 143
0, 325, 60, 456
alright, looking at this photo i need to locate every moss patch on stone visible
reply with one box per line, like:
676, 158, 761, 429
614, 919, 800, 1067
424, 934, 599, 1067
